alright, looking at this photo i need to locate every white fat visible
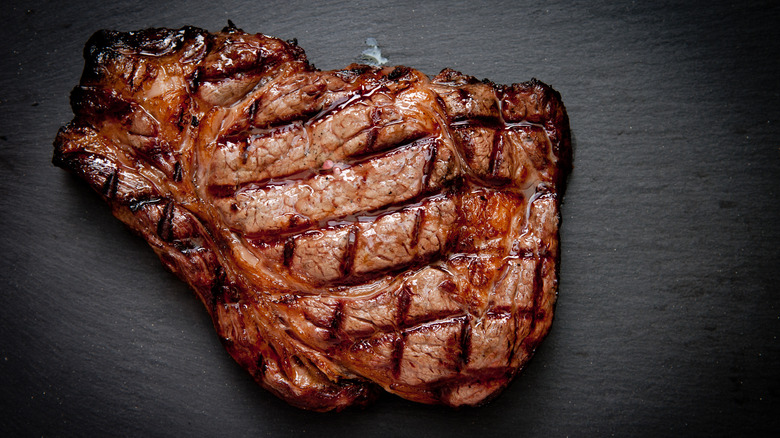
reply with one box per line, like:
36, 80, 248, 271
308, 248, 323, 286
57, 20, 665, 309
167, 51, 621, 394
360, 38, 388, 66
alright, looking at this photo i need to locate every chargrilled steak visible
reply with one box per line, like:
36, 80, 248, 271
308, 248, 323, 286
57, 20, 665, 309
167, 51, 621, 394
52, 25, 571, 411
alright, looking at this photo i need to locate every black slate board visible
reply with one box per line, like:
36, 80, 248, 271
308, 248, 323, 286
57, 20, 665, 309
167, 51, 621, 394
1, 0, 779, 436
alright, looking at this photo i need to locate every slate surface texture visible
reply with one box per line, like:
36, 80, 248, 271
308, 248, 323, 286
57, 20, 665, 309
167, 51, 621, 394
1, 0, 778, 436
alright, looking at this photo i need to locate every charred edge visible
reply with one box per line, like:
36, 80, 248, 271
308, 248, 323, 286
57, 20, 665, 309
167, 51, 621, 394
223, 20, 238, 32
339, 225, 358, 277
191, 116, 199, 127
282, 236, 295, 267
391, 332, 406, 379
156, 200, 175, 242
101, 168, 119, 199
173, 162, 183, 182
70, 86, 131, 122
348, 64, 375, 76
387, 66, 411, 81
456, 88, 470, 104
82, 28, 203, 83
457, 315, 473, 371
397, 284, 413, 327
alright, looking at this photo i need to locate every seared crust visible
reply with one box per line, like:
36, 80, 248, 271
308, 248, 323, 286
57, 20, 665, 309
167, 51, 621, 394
53, 26, 570, 411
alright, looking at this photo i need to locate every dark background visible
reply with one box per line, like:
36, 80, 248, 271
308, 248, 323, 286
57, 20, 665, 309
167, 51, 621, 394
1, 0, 778, 436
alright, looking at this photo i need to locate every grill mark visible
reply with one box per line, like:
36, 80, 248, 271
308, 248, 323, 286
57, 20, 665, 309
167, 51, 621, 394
173, 161, 183, 182
248, 99, 260, 123
329, 301, 344, 332
420, 140, 438, 190
282, 236, 295, 267
102, 168, 119, 198
391, 332, 406, 379
176, 102, 186, 131
367, 106, 382, 152
409, 207, 424, 250
156, 200, 175, 242
458, 315, 472, 371
364, 126, 378, 151
397, 284, 413, 327
339, 225, 358, 277
187, 67, 201, 93
488, 127, 504, 177
256, 354, 267, 375
127, 58, 138, 91
240, 140, 251, 165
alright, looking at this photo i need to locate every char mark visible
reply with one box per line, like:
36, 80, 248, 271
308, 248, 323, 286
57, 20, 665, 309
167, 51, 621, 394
458, 315, 472, 370
102, 168, 119, 198
391, 333, 406, 379
156, 200, 175, 242
339, 225, 358, 277
282, 236, 296, 267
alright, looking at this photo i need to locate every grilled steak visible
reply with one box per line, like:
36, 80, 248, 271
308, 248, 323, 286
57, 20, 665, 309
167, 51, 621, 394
53, 25, 571, 411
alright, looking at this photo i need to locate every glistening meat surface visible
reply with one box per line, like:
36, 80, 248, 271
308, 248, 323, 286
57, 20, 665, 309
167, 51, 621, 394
53, 25, 571, 411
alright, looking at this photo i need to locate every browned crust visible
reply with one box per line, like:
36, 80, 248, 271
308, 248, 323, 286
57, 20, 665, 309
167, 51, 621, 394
53, 26, 570, 411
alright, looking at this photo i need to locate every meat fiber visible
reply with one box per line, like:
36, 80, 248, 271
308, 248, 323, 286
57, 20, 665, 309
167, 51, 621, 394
52, 24, 571, 411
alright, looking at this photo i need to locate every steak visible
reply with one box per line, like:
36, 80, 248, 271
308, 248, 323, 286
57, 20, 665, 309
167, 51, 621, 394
52, 25, 571, 411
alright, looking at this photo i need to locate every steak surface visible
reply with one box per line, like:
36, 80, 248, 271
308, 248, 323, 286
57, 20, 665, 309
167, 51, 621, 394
52, 25, 571, 411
